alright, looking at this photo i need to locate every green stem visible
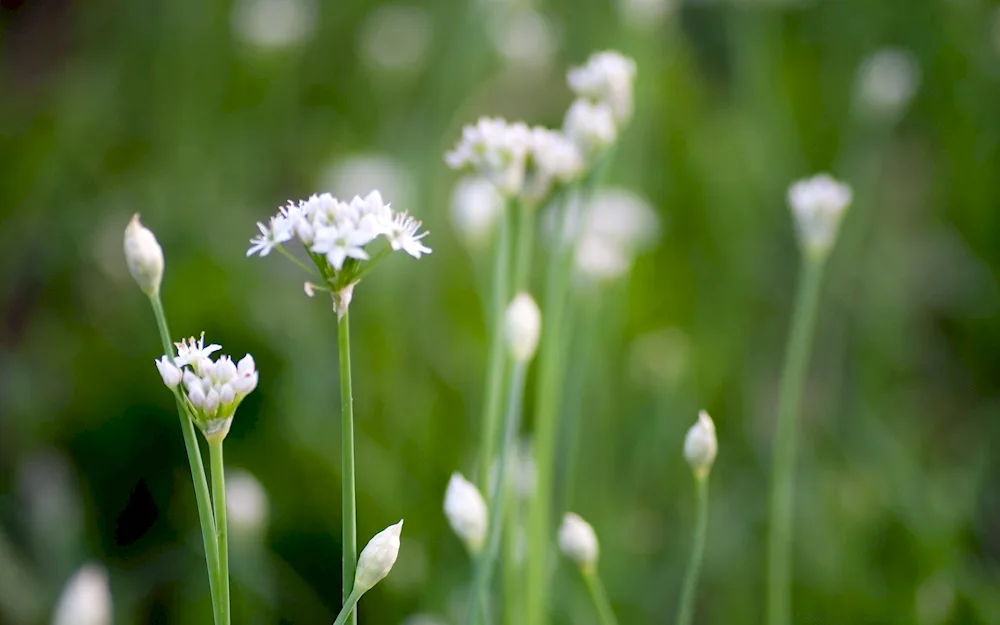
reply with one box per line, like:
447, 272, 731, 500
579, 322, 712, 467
468, 361, 528, 625
479, 207, 514, 491
766, 254, 827, 625
512, 198, 534, 291
582, 570, 618, 625
338, 309, 358, 625
209, 439, 231, 625
276, 244, 321, 277
332, 589, 363, 625
525, 184, 590, 625
676, 477, 709, 625
148, 294, 223, 625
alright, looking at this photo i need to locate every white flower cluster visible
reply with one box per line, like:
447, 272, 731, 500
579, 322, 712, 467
155, 333, 259, 440
247, 189, 431, 278
568, 51, 637, 124
444, 472, 488, 554
445, 50, 635, 204
446, 118, 583, 201
787, 174, 853, 258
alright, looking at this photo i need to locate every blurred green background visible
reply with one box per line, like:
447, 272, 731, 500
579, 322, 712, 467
3, 0, 1000, 623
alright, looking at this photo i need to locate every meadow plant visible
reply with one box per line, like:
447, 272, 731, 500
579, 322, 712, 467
558, 513, 617, 625
676, 411, 718, 625
767, 174, 853, 625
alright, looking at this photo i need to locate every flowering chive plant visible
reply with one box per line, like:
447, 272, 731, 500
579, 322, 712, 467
247, 190, 430, 314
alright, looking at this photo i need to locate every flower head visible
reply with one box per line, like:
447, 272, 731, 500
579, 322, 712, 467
505, 292, 541, 362
123, 214, 164, 296
248, 189, 430, 310
354, 520, 404, 594
446, 117, 532, 197
684, 410, 717, 480
568, 51, 637, 124
787, 174, 853, 257
158, 335, 258, 441
444, 472, 488, 553
558, 512, 599, 573
523, 127, 585, 202
564, 98, 617, 158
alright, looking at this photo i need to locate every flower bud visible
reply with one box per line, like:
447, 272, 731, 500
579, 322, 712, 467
354, 520, 403, 594
154, 356, 182, 389
444, 472, 488, 553
504, 292, 541, 362
684, 410, 717, 480
123, 214, 164, 296
52, 563, 112, 625
787, 174, 853, 258
558, 512, 599, 573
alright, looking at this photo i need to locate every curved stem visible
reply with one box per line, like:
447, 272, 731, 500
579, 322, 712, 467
582, 570, 618, 625
676, 477, 709, 625
338, 309, 358, 625
209, 440, 231, 625
467, 361, 528, 625
479, 207, 514, 491
766, 254, 826, 625
332, 588, 362, 625
148, 294, 222, 625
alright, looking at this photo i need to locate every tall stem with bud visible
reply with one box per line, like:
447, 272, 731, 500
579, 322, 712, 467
338, 308, 358, 625
677, 411, 717, 625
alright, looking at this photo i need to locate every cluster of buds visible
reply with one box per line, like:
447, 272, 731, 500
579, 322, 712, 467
446, 50, 636, 207
787, 174, 853, 259
155, 333, 259, 442
247, 189, 431, 314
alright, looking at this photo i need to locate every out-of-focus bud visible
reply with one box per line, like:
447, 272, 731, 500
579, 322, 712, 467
450, 176, 504, 250
226, 469, 270, 536
353, 520, 403, 595
855, 48, 920, 123
504, 293, 541, 362
787, 174, 853, 258
684, 410, 718, 480
558, 512, 599, 573
52, 563, 112, 625
154, 356, 182, 389
123, 214, 164, 296
444, 472, 488, 553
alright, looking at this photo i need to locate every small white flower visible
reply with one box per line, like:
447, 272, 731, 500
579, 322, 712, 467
855, 48, 920, 122
227, 469, 269, 535
568, 51, 637, 123
358, 4, 433, 75
558, 512, 599, 572
174, 333, 222, 368
446, 117, 532, 197
564, 98, 618, 157
311, 223, 374, 270
154, 356, 182, 389
787, 174, 853, 257
505, 292, 541, 362
487, 7, 558, 71
247, 217, 293, 257
123, 214, 164, 296
354, 520, 404, 594
384, 213, 432, 259
52, 563, 112, 625
684, 410, 717, 480
524, 127, 585, 202
450, 176, 504, 249
444, 472, 488, 553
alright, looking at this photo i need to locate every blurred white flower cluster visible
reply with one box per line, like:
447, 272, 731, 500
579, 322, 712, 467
155, 333, 259, 441
787, 174, 853, 258
558, 512, 599, 573
854, 48, 920, 123
444, 473, 488, 554
446, 51, 636, 208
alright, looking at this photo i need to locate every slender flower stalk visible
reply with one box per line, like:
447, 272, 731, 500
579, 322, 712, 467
467, 294, 540, 625
152, 302, 224, 625
478, 208, 513, 490
582, 571, 618, 625
208, 440, 231, 625
766, 174, 852, 625
676, 412, 717, 625
338, 310, 358, 625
